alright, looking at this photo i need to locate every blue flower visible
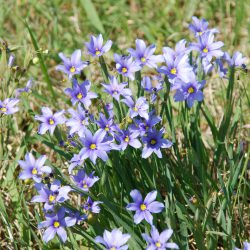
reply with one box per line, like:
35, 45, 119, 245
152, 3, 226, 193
31, 180, 71, 207
66, 104, 89, 137
95, 229, 131, 250
35, 107, 65, 135
85, 34, 112, 57
126, 190, 164, 225
78, 129, 111, 164
189, 16, 218, 37
0, 98, 19, 115
114, 54, 141, 80
224, 51, 247, 68
162, 39, 188, 60
114, 129, 142, 151
141, 76, 163, 103
102, 76, 132, 101
82, 197, 102, 214
142, 129, 172, 158
129, 110, 161, 136
189, 32, 224, 62
96, 112, 118, 135
38, 207, 76, 243
142, 226, 179, 250
173, 76, 206, 108
65, 79, 97, 108
18, 153, 51, 183
158, 54, 194, 84
122, 96, 149, 120
128, 39, 163, 68
56, 50, 88, 79
72, 169, 99, 192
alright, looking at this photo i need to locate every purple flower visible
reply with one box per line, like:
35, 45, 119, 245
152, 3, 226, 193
0, 98, 19, 115
114, 129, 142, 151
35, 107, 65, 135
141, 76, 163, 102
72, 169, 99, 192
122, 96, 149, 120
56, 49, 88, 79
102, 76, 132, 101
8, 54, 15, 67
15, 79, 33, 97
224, 51, 247, 68
79, 129, 111, 164
126, 190, 164, 225
105, 103, 114, 118
18, 153, 51, 183
189, 32, 224, 61
142, 129, 172, 158
216, 59, 228, 78
162, 39, 188, 60
85, 34, 112, 57
114, 54, 141, 80
68, 153, 85, 174
96, 112, 118, 135
95, 229, 131, 250
173, 76, 206, 108
158, 54, 194, 84
38, 207, 76, 243
82, 197, 102, 213
31, 180, 71, 206
66, 104, 89, 137
127, 39, 163, 68
189, 16, 218, 37
142, 226, 179, 250
129, 111, 161, 136
65, 79, 97, 108
235, 242, 250, 250
67, 209, 87, 224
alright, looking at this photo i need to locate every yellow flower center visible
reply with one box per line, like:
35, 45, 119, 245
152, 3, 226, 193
122, 67, 128, 73
127, 117, 133, 123
141, 57, 146, 62
110, 247, 116, 250
53, 221, 60, 228
49, 119, 55, 125
188, 87, 194, 93
105, 125, 109, 131
150, 139, 156, 145
70, 66, 76, 73
146, 126, 149, 130
133, 107, 138, 112
113, 91, 118, 95
170, 68, 177, 74
83, 184, 88, 189
82, 120, 85, 125
155, 242, 161, 247
95, 50, 101, 55
203, 47, 208, 53
124, 136, 130, 142
0, 107, 7, 112
140, 203, 147, 211
49, 195, 56, 202
77, 92, 83, 99
90, 143, 97, 150
32, 168, 38, 175
198, 31, 203, 36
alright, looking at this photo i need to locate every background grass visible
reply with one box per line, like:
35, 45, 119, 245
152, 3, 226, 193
0, 0, 249, 249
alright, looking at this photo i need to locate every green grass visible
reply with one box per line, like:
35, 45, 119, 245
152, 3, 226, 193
0, 1, 249, 249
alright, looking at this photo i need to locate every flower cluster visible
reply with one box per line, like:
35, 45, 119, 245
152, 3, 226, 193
95, 190, 178, 249
18, 18, 247, 248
